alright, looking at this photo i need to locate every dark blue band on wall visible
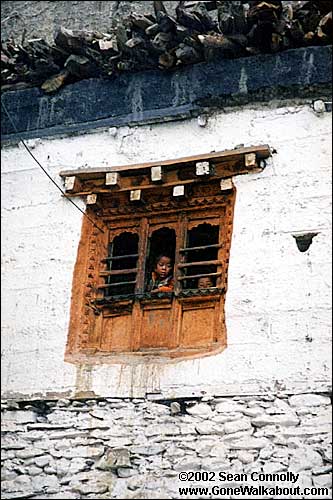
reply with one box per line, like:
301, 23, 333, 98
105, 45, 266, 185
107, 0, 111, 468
1, 45, 331, 143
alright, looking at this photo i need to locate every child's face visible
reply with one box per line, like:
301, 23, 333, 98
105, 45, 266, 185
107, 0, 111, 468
155, 256, 172, 279
198, 277, 213, 288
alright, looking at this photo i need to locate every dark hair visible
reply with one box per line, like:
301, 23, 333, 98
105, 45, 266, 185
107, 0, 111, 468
154, 254, 173, 265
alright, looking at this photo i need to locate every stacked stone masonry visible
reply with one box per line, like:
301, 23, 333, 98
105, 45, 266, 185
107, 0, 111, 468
1, 393, 332, 499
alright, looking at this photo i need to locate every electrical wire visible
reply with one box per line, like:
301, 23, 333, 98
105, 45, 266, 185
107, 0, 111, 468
1, 98, 104, 233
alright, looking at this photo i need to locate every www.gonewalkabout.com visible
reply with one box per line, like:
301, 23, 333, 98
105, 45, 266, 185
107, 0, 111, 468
177, 470, 330, 498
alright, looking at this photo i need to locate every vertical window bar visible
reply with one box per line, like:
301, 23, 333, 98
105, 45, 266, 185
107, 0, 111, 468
136, 217, 149, 294
174, 214, 187, 296
106, 239, 114, 298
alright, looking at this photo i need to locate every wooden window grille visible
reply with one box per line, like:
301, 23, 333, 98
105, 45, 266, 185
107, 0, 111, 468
178, 222, 221, 293
99, 232, 139, 299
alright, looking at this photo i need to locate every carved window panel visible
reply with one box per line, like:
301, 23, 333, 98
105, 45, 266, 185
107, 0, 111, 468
66, 196, 234, 361
63, 145, 271, 362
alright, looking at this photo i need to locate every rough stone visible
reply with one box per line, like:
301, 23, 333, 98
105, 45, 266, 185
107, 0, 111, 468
60, 446, 104, 459
312, 465, 333, 475
31, 474, 60, 494
208, 443, 228, 459
1, 475, 33, 493
89, 409, 106, 420
224, 418, 251, 434
26, 465, 42, 476
312, 474, 332, 488
215, 402, 244, 413
2, 438, 27, 450
105, 437, 133, 447
90, 426, 128, 438
170, 402, 181, 415
237, 451, 255, 464
71, 481, 109, 495
117, 467, 138, 478
289, 394, 331, 408
96, 448, 131, 470
226, 437, 269, 450
252, 414, 300, 427
195, 421, 223, 435
130, 445, 166, 456
241, 407, 264, 418
27, 423, 73, 430
34, 455, 51, 468
2, 411, 37, 424
56, 399, 71, 407
289, 447, 323, 472
145, 424, 180, 437
15, 448, 45, 459
282, 427, 331, 438
186, 403, 213, 417
262, 461, 286, 474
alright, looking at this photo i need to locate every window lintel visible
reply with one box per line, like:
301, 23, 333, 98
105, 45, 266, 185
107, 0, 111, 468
60, 145, 271, 199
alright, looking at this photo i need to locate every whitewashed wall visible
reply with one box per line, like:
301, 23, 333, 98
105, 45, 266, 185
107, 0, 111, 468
1, 102, 332, 399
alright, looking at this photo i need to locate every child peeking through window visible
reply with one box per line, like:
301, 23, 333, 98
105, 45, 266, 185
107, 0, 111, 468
147, 254, 175, 293
197, 276, 214, 289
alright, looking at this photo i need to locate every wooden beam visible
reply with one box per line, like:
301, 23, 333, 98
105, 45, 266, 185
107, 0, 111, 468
180, 243, 222, 252
99, 268, 138, 276
178, 271, 222, 280
178, 259, 221, 268
102, 253, 139, 262
97, 280, 137, 288
59, 145, 271, 179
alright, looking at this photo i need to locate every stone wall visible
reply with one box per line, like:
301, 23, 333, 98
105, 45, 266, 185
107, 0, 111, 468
1, 393, 332, 499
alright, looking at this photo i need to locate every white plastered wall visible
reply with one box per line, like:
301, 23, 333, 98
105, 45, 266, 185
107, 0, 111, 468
1, 102, 332, 399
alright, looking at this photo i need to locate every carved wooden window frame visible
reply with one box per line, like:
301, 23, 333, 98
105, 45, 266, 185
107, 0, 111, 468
61, 145, 271, 362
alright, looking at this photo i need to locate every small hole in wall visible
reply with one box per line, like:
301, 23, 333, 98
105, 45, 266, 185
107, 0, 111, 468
293, 233, 319, 253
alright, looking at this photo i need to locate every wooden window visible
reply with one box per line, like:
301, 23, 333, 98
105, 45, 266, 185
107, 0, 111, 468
63, 145, 271, 362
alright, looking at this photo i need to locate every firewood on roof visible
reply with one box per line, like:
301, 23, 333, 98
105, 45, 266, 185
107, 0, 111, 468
217, 1, 247, 35
1, 0, 332, 94
152, 31, 175, 52
199, 33, 247, 58
154, 0, 168, 19
312, 1, 332, 15
41, 69, 69, 93
192, 2, 218, 32
64, 54, 98, 78
158, 50, 176, 68
156, 12, 178, 33
54, 27, 101, 54
318, 10, 333, 38
129, 13, 155, 31
176, 0, 207, 32
175, 42, 202, 64
146, 23, 160, 37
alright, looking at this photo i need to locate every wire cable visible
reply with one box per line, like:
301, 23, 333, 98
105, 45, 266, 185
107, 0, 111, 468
1, 98, 104, 233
